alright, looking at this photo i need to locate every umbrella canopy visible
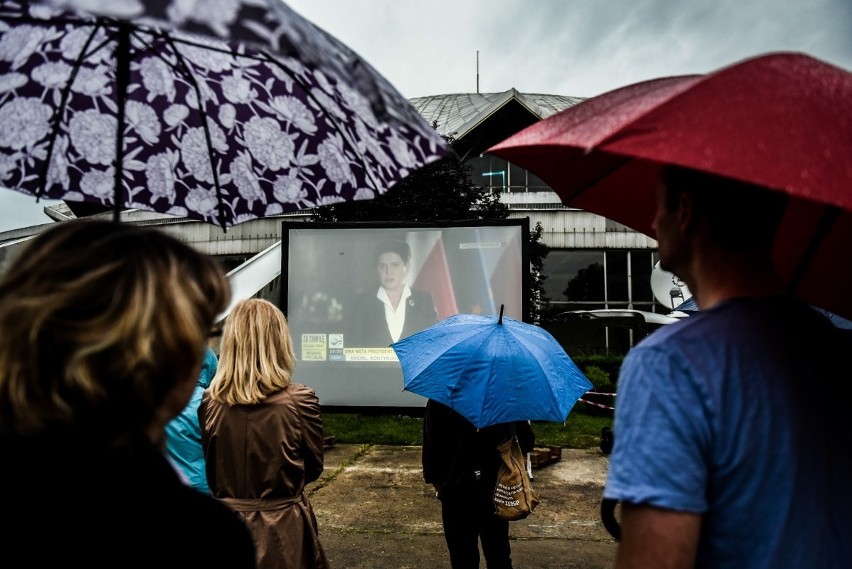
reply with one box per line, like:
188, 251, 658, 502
0, 0, 453, 228
391, 308, 593, 429
488, 52, 852, 319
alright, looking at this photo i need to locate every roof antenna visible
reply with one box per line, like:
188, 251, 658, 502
498, 304, 504, 325
476, 50, 479, 94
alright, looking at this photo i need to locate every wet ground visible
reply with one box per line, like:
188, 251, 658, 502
306, 444, 617, 568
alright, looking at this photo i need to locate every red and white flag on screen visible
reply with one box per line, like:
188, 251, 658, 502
407, 230, 458, 319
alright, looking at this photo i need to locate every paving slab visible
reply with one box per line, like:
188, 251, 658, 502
307, 444, 617, 568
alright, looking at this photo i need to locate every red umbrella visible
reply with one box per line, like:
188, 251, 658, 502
488, 52, 852, 320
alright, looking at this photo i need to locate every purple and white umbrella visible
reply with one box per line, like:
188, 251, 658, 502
0, 0, 453, 228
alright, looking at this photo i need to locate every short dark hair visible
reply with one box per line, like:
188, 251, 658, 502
374, 239, 411, 264
662, 165, 788, 252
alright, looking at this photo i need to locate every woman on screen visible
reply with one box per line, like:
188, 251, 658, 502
351, 239, 438, 347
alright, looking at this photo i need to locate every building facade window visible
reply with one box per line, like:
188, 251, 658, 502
540, 249, 663, 353
542, 249, 660, 313
469, 154, 550, 193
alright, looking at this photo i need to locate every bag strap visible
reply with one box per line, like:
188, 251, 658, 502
601, 498, 621, 540
508, 421, 535, 480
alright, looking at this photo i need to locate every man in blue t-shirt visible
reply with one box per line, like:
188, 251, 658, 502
603, 166, 851, 569
165, 346, 218, 493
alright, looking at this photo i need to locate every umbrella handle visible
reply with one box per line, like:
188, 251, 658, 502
601, 498, 621, 541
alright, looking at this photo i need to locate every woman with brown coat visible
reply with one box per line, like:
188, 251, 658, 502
200, 298, 329, 569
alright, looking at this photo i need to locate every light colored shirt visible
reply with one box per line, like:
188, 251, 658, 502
604, 298, 852, 569
376, 284, 412, 342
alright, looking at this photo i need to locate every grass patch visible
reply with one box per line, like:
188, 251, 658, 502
323, 412, 425, 446
533, 412, 613, 449
322, 410, 612, 449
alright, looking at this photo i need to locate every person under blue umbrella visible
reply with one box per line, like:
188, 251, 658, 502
423, 399, 535, 569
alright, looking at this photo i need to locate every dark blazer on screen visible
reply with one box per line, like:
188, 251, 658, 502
350, 288, 438, 347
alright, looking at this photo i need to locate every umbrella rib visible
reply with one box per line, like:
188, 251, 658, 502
111, 22, 131, 224
257, 51, 386, 194
36, 20, 104, 203
449, 329, 497, 423
527, 341, 573, 421
161, 32, 229, 230
786, 205, 840, 295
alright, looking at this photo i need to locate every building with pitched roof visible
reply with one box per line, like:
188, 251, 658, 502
0, 88, 665, 351
410, 90, 660, 335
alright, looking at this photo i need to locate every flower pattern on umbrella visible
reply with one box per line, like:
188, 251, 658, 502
0, 1, 452, 228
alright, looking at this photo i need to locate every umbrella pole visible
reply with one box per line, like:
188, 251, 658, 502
786, 206, 840, 295
112, 22, 131, 224
499, 304, 504, 324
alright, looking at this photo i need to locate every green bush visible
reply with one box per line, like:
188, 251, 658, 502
575, 365, 616, 417
573, 354, 624, 386
583, 365, 613, 393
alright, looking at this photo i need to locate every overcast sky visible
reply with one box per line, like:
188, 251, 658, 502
287, 0, 852, 99
2, 0, 851, 232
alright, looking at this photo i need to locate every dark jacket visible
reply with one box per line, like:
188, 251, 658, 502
351, 288, 438, 347
2, 431, 257, 568
422, 399, 535, 493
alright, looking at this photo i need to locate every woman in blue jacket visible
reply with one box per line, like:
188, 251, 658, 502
165, 346, 219, 493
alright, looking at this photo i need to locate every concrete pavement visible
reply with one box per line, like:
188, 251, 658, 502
306, 444, 617, 568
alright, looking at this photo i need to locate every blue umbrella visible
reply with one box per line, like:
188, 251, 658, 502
391, 307, 593, 429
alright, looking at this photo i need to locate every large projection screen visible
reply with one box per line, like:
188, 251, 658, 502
281, 219, 530, 409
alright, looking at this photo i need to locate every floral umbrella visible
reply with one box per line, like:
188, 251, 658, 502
0, 0, 453, 228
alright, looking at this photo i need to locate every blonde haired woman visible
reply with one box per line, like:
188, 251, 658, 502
0, 220, 256, 567
201, 298, 329, 569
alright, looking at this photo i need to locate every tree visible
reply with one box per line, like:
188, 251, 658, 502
528, 221, 550, 323
312, 131, 550, 321
311, 132, 507, 222
564, 262, 604, 302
